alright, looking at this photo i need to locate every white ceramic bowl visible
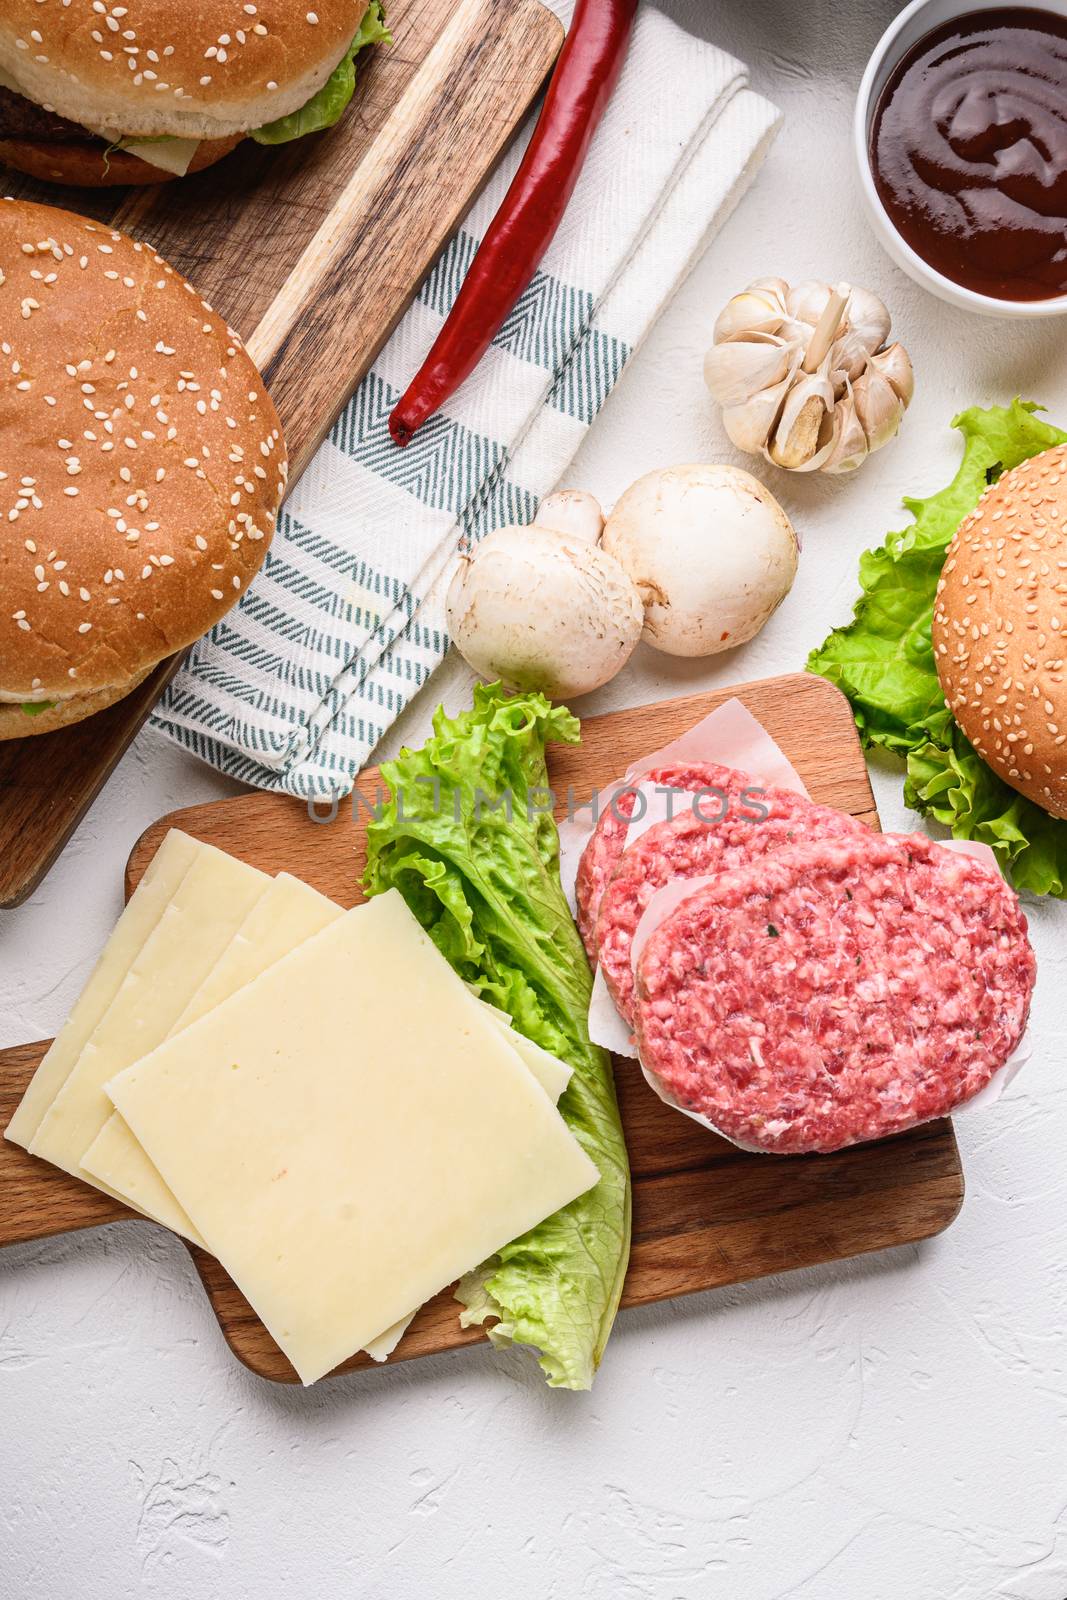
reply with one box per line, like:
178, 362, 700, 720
854, 0, 1067, 317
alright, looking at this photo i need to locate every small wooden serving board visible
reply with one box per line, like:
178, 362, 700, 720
0, 0, 564, 909
0, 674, 965, 1383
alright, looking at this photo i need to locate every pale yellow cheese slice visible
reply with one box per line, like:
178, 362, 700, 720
120, 138, 201, 177
5, 830, 201, 1150
83, 892, 572, 1245
28, 846, 269, 1182
25, 849, 574, 1365
85, 1002, 572, 1251
479, 1004, 573, 1104
361, 1316, 414, 1365
83, 921, 575, 1361
106, 890, 598, 1385
77, 871, 571, 1363
170, 872, 341, 1034
361, 1016, 573, 1365
81, 872, 346, 1244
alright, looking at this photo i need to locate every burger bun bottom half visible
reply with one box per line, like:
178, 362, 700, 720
0, 673, 153, 743
0, 133, 243, 187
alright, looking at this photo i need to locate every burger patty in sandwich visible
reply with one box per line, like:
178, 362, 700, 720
0, 86, 97, 147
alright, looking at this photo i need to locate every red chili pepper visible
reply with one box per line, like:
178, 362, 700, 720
388, 0, 638, 447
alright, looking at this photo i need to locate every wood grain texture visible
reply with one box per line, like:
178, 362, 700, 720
0, 675, 965, 1382
0, 0, 563, 910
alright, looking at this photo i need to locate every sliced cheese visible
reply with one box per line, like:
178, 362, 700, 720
28, 849, 575, 1366
362, 1315, 415, 1365
479, 1004, 573, 1103
119, 137, 201, 178
171, 872, 343, 1035
86, 1001, 574, 1257
361, 1017, 573, 1364
85, 878, 575, 1359
106, 890, 598, 1384
5, 830, 201, 1150
81, 872, 346, 1243
84, 885, 572, 1242
28, 846, 269, 1183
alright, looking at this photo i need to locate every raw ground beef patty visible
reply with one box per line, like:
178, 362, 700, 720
596, 788, 867, 1024
575, 762, 750, 959
634, 832, 1036, 1155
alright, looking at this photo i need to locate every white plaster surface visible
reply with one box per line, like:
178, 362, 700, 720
2, 3, 1066, 1596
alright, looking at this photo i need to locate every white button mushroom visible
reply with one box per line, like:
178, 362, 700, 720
533, 489, 604, 545
445, 519, 644, 700
600, 464, 798, 657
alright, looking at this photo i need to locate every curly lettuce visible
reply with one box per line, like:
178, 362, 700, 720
252, 3, 391, 146
364, 684, 631, 1390
809, 399, 1067, 896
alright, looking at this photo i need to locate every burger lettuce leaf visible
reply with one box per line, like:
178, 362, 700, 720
363, 683, 631, 1390
251, 2, 391, 146
808, 399, 1067, 897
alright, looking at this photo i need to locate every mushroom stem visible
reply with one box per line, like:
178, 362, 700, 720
802, 281, 851, 374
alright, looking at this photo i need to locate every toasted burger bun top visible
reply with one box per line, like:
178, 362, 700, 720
0, 196, 286, 706
933, 442, 1067, 820
0, 1, 370, 142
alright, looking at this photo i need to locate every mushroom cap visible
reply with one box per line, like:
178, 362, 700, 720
446, 525, 643, 700
933, 443, 1067, 819
601, 464, 798, 657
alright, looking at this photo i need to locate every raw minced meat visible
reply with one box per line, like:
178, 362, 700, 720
574, 762, 751, 959
596, 790, 866, 1024
634, 832, 1036, 1155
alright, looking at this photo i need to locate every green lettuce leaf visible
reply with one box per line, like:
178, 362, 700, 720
20, 700, 53, 716
251, 2, 391, 146
809, 399, 1067, 896
364, 683, 631, 1390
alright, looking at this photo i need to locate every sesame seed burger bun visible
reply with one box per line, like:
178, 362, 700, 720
0, 196, 286, 740
933, 442, 1067, 819
0, 2, 372, 144
0, 134, 243, 188
0, 671, 155, 740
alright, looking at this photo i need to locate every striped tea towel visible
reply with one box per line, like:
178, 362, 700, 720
151, 8, 781, 798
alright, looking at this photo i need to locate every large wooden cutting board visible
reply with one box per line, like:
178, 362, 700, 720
0, 0, 564, 910
0, 674, 965, 1383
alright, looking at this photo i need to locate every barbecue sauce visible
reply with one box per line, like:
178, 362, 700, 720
871, 8, 1067, 300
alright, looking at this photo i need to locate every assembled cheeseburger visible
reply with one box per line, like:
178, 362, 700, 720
0, 0, 387, 186
933, 442, 1067, 821
0, 196, 286, 738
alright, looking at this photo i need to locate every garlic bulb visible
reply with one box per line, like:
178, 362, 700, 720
705, 278, 914, 475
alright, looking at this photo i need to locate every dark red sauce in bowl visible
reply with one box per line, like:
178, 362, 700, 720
871, 7, 1067, 301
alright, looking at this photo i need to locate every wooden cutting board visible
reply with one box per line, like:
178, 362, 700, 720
0, 674, 965, 1383
0, 0, 564, 910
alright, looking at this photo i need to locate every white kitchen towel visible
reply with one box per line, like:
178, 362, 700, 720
151, 9, 781, 798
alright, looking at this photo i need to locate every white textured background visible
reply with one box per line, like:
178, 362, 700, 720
3, 3, 1066, 1596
